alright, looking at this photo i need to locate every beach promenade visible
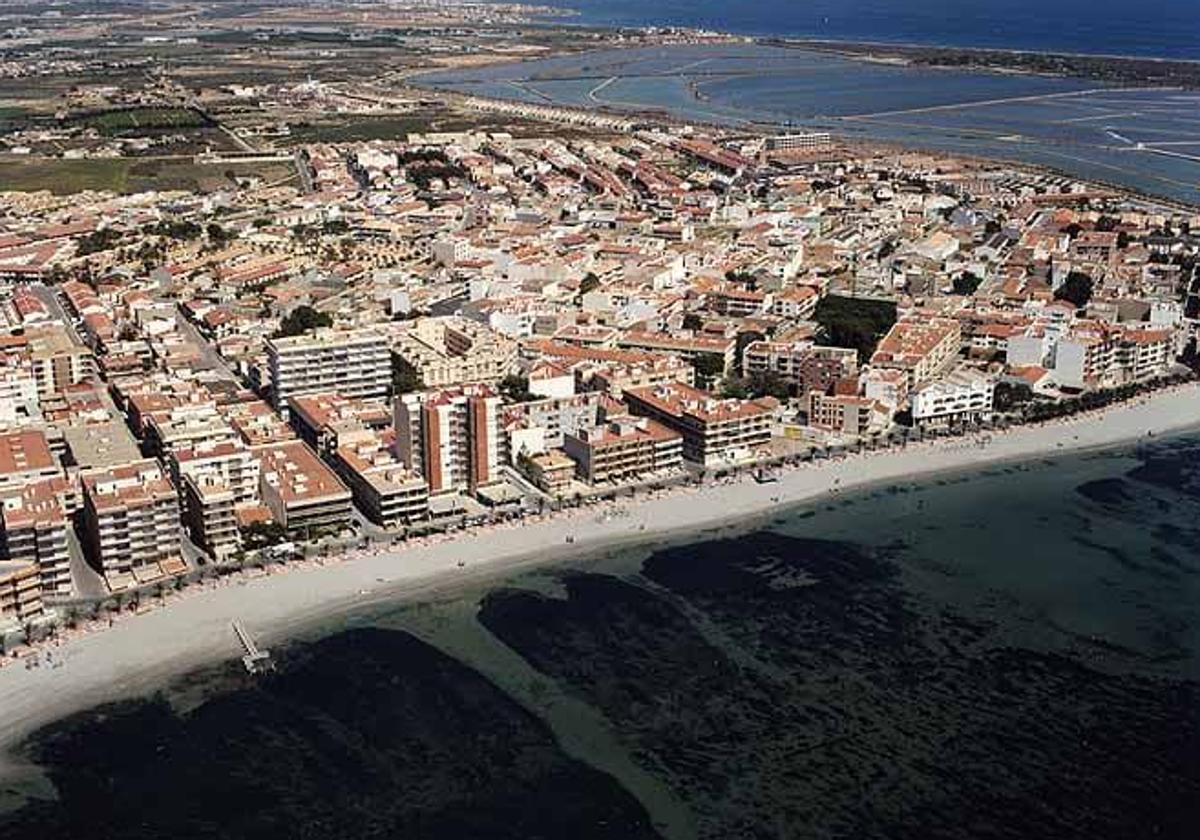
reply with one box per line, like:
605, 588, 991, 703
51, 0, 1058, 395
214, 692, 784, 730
0, 383, 1197, 772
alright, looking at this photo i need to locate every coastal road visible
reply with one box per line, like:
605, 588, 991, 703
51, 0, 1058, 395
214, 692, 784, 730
588, 77, 618, 104
836, 87, 1179, 121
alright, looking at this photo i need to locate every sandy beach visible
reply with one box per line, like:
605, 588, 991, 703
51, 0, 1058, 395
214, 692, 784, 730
0, 383, 1197, 771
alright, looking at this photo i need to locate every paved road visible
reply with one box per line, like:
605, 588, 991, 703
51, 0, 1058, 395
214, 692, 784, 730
63, 528, 106, 601
172, 304, 240, 382
29, 283, 86, 346
294, 149, 315, 195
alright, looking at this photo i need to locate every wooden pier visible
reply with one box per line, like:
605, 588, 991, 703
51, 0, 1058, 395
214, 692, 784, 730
231, 620, 273, 674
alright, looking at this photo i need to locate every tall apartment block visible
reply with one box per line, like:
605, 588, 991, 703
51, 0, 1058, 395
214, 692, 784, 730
624, 382, 776, 467
0, 560, 42, 630
25, 324, 96, 398
81, 460, 180, 581
266, 328, 391, 411
394, 385, 502, 494
0, 476, 72, 597
334, 432, 430, 527
257, 441, 353, 536
172, 441, 262, 561
562, 417, 683, 485
869, 317, 962, 388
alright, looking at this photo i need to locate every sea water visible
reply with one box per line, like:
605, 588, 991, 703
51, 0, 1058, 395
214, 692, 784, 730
2, 435, 1198, 838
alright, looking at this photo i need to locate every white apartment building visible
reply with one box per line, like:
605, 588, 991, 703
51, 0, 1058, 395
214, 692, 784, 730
145, 402, 239, 457
25, 326, 95, 398
432, 237, 471, 268
1006, 323, 1061, 368
0, 352, 38, 426
911, 373, 996, 427
267, 328, 391, 410
862, 368, 909, 411
765, 132, 833, 152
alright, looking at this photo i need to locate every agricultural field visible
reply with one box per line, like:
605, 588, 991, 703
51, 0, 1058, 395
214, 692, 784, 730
0, 156, 296, 194
281, 115, 438, 145
0, 106, 29, 132
73, 108, 212, 137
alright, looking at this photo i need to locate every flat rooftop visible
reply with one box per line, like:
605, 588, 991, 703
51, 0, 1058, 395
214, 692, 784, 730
62, 421, 142, 470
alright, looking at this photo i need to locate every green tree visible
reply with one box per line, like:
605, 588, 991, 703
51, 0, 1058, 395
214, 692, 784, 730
994, 381, 1035, 411
721, 377, 750, 399
722, 371, 789, 400
241, 521, 288, 550
579, 272, 601, 295
275, 305, 333, 338
206, 222, 231, 244
953, 271, 982, 296
691, 353, 726, 388
500, 374, 534, 403
682, 313, 704, 332
1054, 271, 1094, 309
813, 295, 898, 362
391, 354, 424, 395
735, 330, 765, 369
75, 228, 123, 256
154, 219, 202, 240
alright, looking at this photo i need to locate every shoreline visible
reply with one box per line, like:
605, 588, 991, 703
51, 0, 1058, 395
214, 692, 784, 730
763, 37, 1200, 66
0, 383, 1198, 774
410, 41, 1200, 210
529, 12, 1200, 65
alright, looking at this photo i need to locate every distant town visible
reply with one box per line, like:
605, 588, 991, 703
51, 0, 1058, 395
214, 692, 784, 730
0, 1, 1198, 652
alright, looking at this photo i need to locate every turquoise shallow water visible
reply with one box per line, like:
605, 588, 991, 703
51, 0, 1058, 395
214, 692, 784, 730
3, 435, 1199, 838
